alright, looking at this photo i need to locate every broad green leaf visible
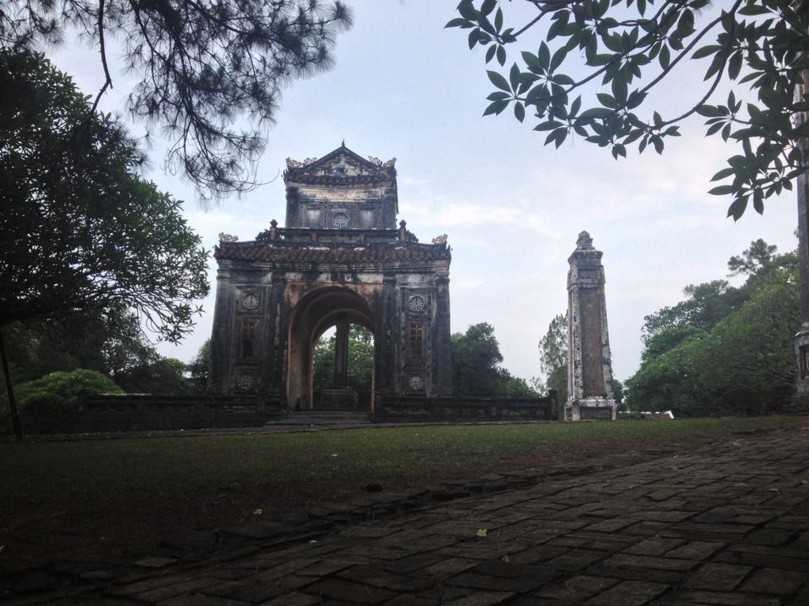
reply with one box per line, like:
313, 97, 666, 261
497, 45, 506, 66
626, 91, 647, 110
570, 96, 582, 117
579, 107, 613, 119
534, 120, 564, 131
483, 99, 510, 116
727, 197, 748, 220
538, 42, 551, 70
728, 51, 742, 80
509, 63, 521, 90
612, 77, 628, 105
709, 185, 735, 195
445, 18, 471, 29
706, 121, 725, 136
514, 102, 526, 122
738, 3, 771, 16
486, 45, 497, 64
457, 0, 477, 21
692, 44, 721, 59
487, 70, 511, 92
659, 45, 671, 69
481, 0, 497, 17
696, 104, 724, 118
597, 93, 617, 108
522, 51, 543, 73
468, 29, 481, 49
550, 47, 567, 72
486, 91, 510, 101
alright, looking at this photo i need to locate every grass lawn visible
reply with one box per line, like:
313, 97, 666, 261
1, 416, 805, 566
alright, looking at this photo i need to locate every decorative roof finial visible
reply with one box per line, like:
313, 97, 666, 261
576, 231, 594, 250
341, 139, 346, 148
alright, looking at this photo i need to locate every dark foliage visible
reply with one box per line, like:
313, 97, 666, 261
0, 0, 353, 201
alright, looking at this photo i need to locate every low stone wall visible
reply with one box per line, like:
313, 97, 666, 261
16, 392, 560, 435
375, 393, 559, 422
21, 394, 284, 435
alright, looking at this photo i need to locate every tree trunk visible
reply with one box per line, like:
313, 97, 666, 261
0, 329, 23, 440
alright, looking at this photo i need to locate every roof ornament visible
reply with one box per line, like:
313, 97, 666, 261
218, 232, 239, 243
285, 157, 317, 169
576, 231, 594, 250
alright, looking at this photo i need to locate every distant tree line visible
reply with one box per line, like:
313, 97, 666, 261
625, 239, 798, 416
451, 322, 539, 398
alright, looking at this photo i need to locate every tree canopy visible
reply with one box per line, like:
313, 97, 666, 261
537, 312, 568, 402
0, 0, 352, 201
451, 322, 539, 397
0, 50, 209, 342
448, 0, 809, 219
626, 240, 799, 415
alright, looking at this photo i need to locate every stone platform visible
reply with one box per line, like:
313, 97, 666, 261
5, 425, 809, 605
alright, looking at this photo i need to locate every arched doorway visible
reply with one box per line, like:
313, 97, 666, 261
287, 287, 376, 411
312, 323, 374, 410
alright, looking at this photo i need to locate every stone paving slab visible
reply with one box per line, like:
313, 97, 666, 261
5, 426, 809, 604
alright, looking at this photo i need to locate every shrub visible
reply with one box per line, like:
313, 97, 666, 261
16, 369, 123, 431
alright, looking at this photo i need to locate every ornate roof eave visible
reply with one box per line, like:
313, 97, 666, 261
284, 143, 396, 181
214, 240, 451, 265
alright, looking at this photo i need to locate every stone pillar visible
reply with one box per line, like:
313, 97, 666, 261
566, 231, 617, 421
208, 263, 233, 394
433, 275, 453, 396
334, 319, 349, 389
793, 68, 809, 410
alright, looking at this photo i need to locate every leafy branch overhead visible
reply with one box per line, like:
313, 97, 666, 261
447, 0, 809, 219
0, 0, 352, 202
0, 50, 209, 342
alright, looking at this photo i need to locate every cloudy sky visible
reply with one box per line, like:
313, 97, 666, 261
54, 0, 798, 384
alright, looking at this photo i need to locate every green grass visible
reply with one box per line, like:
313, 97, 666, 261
2, 416, 804, 509
3, 416, 806, 565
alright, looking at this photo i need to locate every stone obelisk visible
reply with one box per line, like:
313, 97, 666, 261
566, 232, 617, 421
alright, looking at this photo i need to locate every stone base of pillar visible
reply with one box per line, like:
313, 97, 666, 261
565, 398, 617, 421
792, 325, 809, 411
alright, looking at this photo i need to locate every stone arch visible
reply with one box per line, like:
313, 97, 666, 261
287, 287, 377, 411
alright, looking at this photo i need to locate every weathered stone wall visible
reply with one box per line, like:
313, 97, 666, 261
209, 146, 452, 410
18, 395, 281, 435
375, 393, 559, 422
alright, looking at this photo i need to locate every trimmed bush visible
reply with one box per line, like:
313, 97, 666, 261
17, 369, 123, 432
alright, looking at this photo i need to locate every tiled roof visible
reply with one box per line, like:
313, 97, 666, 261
283, 173, 393, 187
215, 241, 451, 264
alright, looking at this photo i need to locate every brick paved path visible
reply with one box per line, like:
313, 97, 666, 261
7, 426, 809, 605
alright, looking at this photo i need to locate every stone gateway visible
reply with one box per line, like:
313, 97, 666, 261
208, 145, 453, 411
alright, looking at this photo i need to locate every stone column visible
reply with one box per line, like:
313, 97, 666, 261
793, 67, 809, 410
566, 231, 617, 421
208, 263, 233, 395
334, 319, 349, 389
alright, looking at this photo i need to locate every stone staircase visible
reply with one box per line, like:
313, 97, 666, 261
268, 410, 372, 426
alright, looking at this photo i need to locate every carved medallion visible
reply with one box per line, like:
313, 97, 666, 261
242, 293, 259, 310
237, 374, 255, 391
332, 212, 349, 228
408, 375, 424, 391
408, 295, 426, 312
